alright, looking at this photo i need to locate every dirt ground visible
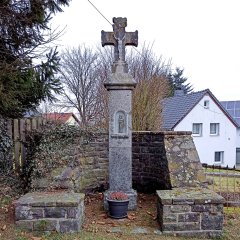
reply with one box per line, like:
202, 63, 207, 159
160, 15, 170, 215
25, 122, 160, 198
1, 181, 240, 240
0, 188, 159, 240
83, 192, 159, 233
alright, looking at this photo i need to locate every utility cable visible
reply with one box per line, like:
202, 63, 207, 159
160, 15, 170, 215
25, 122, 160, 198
87, 0, 142, 57
87, 0, 112, 26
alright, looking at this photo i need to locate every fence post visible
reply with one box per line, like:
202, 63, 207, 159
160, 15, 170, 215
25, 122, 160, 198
13, 119, 20, 173
20, 119, 26, 167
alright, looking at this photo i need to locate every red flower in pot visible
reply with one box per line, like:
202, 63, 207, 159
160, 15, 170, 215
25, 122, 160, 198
107, 191, 129, 218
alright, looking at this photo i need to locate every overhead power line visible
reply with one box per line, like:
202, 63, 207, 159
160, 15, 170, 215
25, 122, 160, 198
87, 0, 142, 57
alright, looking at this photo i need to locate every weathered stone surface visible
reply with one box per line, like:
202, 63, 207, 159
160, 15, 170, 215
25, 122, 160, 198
191, 204, 211, 212
29, 130, 208, 194
44, 207, 66, 218
178, 213, 200, 222
132, 132, 171, 193
15, 192, 84, 207
15, 206, 44, 220
67, 207, 79, 218
201, 213, 224, 230
15, 192, 85, 233
59, 219, 80, 233
109, 147, 132, 192
15, 220, 33, 231
33, 219, 58, 231
164, 132, 207, 188
168, 205, 191, 213
163, 222, 200, 231
157, 188, 225, 205
103, 19, 138, 211
162, 213, 177, 223
157, 188, 224, 237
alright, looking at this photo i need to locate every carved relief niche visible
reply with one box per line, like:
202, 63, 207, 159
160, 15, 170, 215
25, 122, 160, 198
115, 110, 127, 134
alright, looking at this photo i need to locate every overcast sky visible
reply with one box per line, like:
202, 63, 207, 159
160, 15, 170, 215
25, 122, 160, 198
51, 0, 240, 101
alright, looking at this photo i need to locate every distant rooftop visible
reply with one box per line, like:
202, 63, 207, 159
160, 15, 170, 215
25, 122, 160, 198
43, 112, 80, 124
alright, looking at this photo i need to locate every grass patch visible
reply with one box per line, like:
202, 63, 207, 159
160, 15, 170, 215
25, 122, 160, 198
204, 167, 240, 174
0, 195, 12, 207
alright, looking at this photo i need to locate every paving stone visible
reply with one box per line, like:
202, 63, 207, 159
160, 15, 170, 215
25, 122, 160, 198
154, 229, 162, 235
110, 227, 122, 233
131, 227, 148, 234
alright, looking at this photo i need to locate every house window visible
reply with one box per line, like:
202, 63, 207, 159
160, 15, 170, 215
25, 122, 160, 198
214, 151, 224, 164
210, 123, 220, 135
204, 100, 209, 108
192, 123, 202, 136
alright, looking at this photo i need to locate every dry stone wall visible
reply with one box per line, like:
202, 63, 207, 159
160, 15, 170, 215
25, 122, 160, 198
31, 131, 206, 192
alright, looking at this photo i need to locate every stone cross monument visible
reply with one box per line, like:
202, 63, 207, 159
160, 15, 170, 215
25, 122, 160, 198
102, 17, 138, 210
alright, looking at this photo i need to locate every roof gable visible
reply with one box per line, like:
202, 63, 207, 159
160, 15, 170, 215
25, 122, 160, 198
162, 89, 239, 130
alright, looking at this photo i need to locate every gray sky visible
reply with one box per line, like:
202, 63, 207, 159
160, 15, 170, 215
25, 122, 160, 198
51, 0, 240, 101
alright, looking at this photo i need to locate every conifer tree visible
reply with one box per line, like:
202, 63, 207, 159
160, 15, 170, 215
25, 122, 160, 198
168, 67, 193, 95
0, 0, 71, 118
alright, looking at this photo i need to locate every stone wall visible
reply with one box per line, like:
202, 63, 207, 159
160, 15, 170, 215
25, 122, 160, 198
132, 132, 171, 192
31, 132, 109, 192
31, 131, 206, 192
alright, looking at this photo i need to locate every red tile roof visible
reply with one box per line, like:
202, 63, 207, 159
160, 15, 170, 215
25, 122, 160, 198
43, 113, 79, 124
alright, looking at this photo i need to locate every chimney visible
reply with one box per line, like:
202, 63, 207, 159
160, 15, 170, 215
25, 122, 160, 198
174, 87, 185, 97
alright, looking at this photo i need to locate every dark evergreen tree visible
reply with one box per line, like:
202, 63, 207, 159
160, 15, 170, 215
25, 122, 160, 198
0, 0, 71, 118
168, 67, 193, 95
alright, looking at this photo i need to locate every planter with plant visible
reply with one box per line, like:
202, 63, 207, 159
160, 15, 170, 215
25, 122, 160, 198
107, 191, 129, 219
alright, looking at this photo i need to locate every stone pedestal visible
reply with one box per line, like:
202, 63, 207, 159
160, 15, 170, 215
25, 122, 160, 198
104, 63, 137, 210
15, 192, 85, 233
157, 188, 224, 237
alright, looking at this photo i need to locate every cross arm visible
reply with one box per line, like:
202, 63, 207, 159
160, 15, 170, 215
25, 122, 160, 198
125, 31, 138, 47
101, 31, 116, 47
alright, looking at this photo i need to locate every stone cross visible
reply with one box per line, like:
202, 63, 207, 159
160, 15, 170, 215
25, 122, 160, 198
102, 17, 138, 211
101, 17, 138, 62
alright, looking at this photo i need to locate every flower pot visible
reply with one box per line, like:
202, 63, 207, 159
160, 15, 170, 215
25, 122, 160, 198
107, 199, 129, 219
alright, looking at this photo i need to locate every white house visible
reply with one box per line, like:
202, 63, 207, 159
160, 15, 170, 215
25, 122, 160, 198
162, 89, 240, 167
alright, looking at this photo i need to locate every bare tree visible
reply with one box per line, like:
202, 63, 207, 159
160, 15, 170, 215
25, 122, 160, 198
97, 43, 172, 131
132, 76, 170, 131
59, 45, 102, 128
37, 100, 69, 115
58, 43, 172, 130
127, 44, 172, 130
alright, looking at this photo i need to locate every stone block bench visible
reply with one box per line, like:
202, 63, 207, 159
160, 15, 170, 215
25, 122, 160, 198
157, 188, 224, 238
15, 192, 85, 233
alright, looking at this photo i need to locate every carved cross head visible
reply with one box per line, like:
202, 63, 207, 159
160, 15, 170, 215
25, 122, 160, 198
101, 17, 138, 63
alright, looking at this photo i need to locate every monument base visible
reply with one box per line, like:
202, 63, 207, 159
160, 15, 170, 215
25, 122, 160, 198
104, 189, 137, 211
157, 188, 224, 237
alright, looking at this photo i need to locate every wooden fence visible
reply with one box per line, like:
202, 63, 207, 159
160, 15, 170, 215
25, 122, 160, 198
202, 164, 240, 207
7, 117, 44, 172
